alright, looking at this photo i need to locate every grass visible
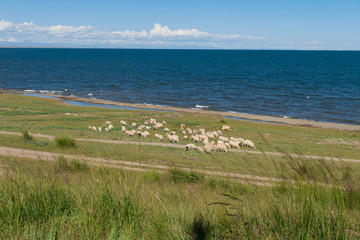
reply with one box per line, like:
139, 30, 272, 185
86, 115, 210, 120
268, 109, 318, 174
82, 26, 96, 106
22, 129, 33, 141
0, 93, 359, 239
54, 136, 76, 148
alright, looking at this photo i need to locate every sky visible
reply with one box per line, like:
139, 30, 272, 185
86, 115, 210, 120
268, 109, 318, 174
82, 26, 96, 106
0, 0, 359, 50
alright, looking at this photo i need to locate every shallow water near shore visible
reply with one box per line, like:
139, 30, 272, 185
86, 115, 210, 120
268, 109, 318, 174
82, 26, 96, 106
1, 48, 359, 125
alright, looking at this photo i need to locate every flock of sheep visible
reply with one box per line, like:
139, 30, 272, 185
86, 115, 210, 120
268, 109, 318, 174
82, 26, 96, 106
88, 118, 256, 154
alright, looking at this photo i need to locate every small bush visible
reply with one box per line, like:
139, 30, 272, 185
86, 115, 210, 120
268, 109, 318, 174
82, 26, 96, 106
170, 169, 204, 183
55, 136, 76, 148
22, 130, 33, 141
188, 214, 213, 240
56, 156, 88, 172
220, 119, 226, 123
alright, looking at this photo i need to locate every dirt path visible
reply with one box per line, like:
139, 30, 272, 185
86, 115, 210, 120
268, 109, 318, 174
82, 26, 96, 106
1, 130, 359, 163
0, 146, 277, 186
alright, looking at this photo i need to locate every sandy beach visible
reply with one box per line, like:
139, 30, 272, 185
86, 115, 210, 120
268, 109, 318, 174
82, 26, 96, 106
1, 89, 359, 131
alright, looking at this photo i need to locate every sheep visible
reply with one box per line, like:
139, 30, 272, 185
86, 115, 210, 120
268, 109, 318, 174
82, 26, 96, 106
145, 126, 151, 130
120, 120, 127, 126
243, 139, 256, 149
132, 123, 138, 128
155, 133, 164, 141
203, 139, 209, 144
213, 131, 219, 138
105, 121, 112, 125
105, 128, 109, 132
217, 130, 222, 135
197, 146, 204, 153
204, 143, 213, 153
230, 137, 245, 146
183, 135, 189, 140
193, 130, 199, 134
141, 131, 150, 138
108, 124, 113, 130
180, 124, 186, 129
153, 123, 163, 130
186, 128, 193, 135
170, 131, 176, 135
136, 131, 142, 137
206, 132, 215, 139
216, 142, 228, 152
199, 128, 206, 135
225, 142, 231, 149
182, 130, 186, 135
191, 135, 200, 143
125, 130, 136, 136
222, 125, 231, 131
149, 118, 157, 124
199, 134, 209, 142
162, 121, 167, 125
185, 143, 197, 151
137, 125, 145, 131
168, 135, 179, 143
88, 126, 92, 130
144, 121, 149, 125
92, 126, 97, 131
121, 126, 126, 132
229, 140, 241, 149
164, 128, 170, 132
219, 136, 229, 142
217, 140, 224, 145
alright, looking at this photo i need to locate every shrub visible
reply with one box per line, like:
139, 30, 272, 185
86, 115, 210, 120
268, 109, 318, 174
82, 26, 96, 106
54, 136, 76, 148
170, 169, 204, 183
22, 130, 33, 141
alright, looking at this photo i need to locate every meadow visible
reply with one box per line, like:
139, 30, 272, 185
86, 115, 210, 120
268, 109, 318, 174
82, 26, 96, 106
0, 93, 360, 239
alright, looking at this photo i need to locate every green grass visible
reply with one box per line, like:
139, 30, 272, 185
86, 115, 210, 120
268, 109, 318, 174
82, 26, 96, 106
22, 129, 33, 141
0, 93, 360, 239
54, 136, 76, 148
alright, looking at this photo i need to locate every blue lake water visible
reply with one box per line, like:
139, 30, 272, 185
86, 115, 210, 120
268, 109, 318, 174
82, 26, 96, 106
0, 48, 359, 125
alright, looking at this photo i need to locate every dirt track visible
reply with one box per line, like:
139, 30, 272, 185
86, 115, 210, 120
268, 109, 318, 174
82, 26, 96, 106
1, 130, 359, 163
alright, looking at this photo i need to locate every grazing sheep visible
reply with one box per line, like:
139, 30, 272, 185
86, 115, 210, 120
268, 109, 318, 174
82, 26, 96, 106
185, 143, 197, 151
219, 136, 229, 142
180, 124, 186, 129
120, 120, 127, 126
230, 137, 245, 146
144, 121, 149, 125
132, 123, 138, 128
98, 127, 102, 132
153, 123, 163, 130
183, 135, 189, 140
108, 124, 113, 130
217, 140, 224, 144
162, 121, 167, 125
216, 142, 228, 152
199, 134, 209, 142
191, 135, 200, 143
155, 133, 164, 141
222, 125, 231, 131
229, 140, 241, 149
88, 126, 92, 130
145, 126, 151, 130
92, 126, 97, 131
217, 130, 222, 135
197, 146, 204, 153
225, 142, 231, 149
213, 131, 219, 138
168, 135, 179, 143
203, 139, 209, 144
204, 143, 213, 153
149, 118, 157, 124
121, 126, 126, 132
136, 131, 142, 137
105, 128, 109, 132
138, 125, 145, 131
199, 128, 206, 135
142, 131, 150, 138
244, 139, 256, 149
186, 128, 193, 135
206, 132, 215, 139
182, 130, 186, 135
164, 128, 170, 132
105, 121, 112, 125
125, 130, 136, 136
193, 130, 199, 134
170, 131, 176, 135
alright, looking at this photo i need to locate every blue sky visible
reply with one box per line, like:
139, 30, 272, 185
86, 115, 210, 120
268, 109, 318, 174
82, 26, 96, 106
0, 0, 359, 49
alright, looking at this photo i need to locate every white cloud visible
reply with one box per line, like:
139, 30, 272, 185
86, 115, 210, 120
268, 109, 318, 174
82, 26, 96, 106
0, 19, 265, 48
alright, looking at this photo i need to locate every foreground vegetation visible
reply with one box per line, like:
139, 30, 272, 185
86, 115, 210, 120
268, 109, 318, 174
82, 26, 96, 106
0, 93, 360, 239
1, 154, 360, 239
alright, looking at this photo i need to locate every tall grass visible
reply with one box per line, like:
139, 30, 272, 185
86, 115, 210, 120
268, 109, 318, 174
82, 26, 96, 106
1, 146, 360, 239
54, 136, 76, 148
22, 130, 33, 141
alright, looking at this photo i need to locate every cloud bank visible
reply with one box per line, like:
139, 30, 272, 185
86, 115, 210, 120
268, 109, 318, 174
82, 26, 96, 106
0, 20, 265, 48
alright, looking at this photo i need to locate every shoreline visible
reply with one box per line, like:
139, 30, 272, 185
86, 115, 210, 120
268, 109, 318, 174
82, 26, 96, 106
1, 89, 360, 132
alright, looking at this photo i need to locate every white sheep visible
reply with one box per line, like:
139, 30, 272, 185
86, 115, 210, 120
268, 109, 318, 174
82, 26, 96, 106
197, 146, 204, 153
204, 143, 213, 153
244, 139, 256, 149
191, 135, 200, 143
186, 128, 193, 135
206, 132, 215, 139
88, 126, 92, 130
183, 135, 189, 140
162, 121, 167, 125
145, 126, 151, 130
164, 128, 170, 132
105, 128, 109, 132
168, 135, 179, 143
98, 127, 102, 132
155, 133, 164, 141
125, 130, 136, 136
185, 143, 197, 151
108, 124, 113, 130
219, 136, 229, 142
141, 131, 150, 138
180, 124, 186, 129
105, 121, 112, 125
121, 126, 126, 132
153, 123, 163, 130
225, 142, 231, 149
132, 123, 138, 128
213, 131, 219, 138
92, 126, 97, 131
222, 125, 231, 131
217, 130, 222, 135
120, 120, 127, 126
229, 140, 241, 149
149, 118, 157, 124
199, 128, 206, 135
216, 142, 228, 152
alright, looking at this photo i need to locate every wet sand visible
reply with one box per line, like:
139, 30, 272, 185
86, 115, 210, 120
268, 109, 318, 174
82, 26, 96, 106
2, 89, 360, 132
